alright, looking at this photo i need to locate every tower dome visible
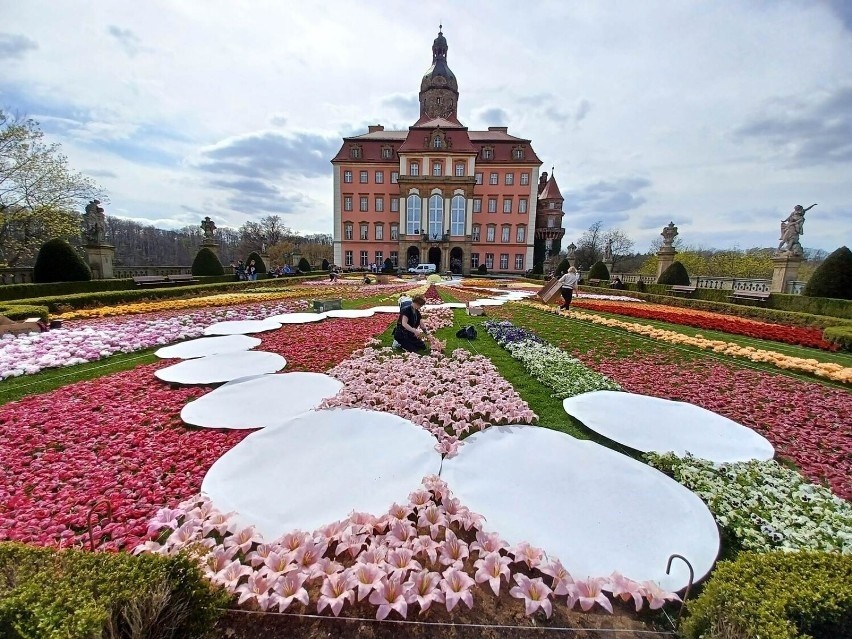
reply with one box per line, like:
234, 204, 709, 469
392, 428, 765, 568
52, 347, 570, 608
418, 27, 459, 121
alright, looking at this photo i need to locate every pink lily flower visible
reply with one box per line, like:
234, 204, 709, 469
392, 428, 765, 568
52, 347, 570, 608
417, 504, 448, 539
225, 525, 261, 555
246, 543, 277, 567
640, 580, 681, 610
146, 507, 182, 535
334, 531, 367, 558
213, 559, 252, 591
311, 556, 344, 580
351, 562, 384, 601
203, 547, 239, 575
260, 551, 295, 579
440, 567, 476, 612
569, 577, 613, 613
201, 511, 235, 537
274, 571, 309, 611
470, 530, 508, 556
317, 572, 355, 616
368, 575, 410, 620
509, 573, 554, 618
387, 548, 422, 578
607, 572, 645, 612
408, 489, 432, 507
438, 530, 469, 567
511, 542, 544, 569
358, 546, 388, 565
235, 571, 276, 610
474, 551, 512, 596
405, 570, 445, 613
293, 538, 328, 570
541, 558, 575, 596
407, 534, 440, 566
279, 530, 309, 554
386, 520, 415, 547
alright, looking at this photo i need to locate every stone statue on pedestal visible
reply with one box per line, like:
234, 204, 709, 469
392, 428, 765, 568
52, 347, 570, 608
83, 199, 106, 245
201, 216, 217, 240
604, 239, 613, 262
661, 222, 678, 248
566, 242, 577, 261
776, 204, 816, 256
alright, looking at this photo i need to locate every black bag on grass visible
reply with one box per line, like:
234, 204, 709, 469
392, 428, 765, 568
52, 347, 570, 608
456, 326, 477, 340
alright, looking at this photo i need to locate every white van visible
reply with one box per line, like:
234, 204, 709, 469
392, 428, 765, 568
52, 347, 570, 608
408, 263, 437, 275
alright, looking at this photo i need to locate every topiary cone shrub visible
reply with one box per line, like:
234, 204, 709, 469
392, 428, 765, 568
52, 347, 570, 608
298, 257, 311, 273
556, 259, 570, 276
532, 262, 543, 275
383, 258, 394, 273
191, 247, 224, 276
588, 261, 610, 281
658, 260, 691, 286
245, 252, 266, 273
477, 264, 488, 275
321, 258, 330, 271
33, 239, 92, 283
804, 246, 852, 300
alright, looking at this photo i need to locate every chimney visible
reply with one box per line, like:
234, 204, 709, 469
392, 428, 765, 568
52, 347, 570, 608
487, 126, 509, 133
368, 125, 385, 133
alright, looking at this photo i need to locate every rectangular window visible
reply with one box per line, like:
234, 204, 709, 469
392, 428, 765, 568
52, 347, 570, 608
519, 199, 528, 214
547, 217, 556, 228
455, 162, 465, 177
520, 172, 530, 186
360, 251, 369, 267
343, 196, 353, 211
375, 224, 384, 240
503, 198, 513, 213
483, 148, 493, 159
500, 254, 509, 269
516, 226, 526, 243
382, 148, 393, 159
488, 198, 497, 213
375, 196, 384, 212
513, 149, 524, 160
391, 171, 399, 183
410, 162, 420, 176
375, 251, 383, 264
360, 170, 368, 184
375, 171, 384, 184
345, 250, 353, 266
475, 172, 483, 185
432, 161, 442, 176
351, 147, 361, 159
360, 196, 369, 212
486, 253, 494, 269
489, 172, 498, 185
390, 251, 399, 267
486, 226, 495, 242
390, 224, 399, 240
344, 224, 353, 240
472, 225, 481, 241
473, 199, 482, 213
505, 173, 514, 185
360, 223, 368, 240
390, 198, 399, 212
343, 170, 352, 183
501, 227, 510, 243
471, 253, 480, 268
515, 254, 524, 270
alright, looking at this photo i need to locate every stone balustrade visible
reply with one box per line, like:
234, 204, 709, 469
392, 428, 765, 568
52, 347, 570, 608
0, 267, 34, 284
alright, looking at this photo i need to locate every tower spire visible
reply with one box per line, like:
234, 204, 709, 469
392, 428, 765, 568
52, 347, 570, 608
418, 28, 459, 122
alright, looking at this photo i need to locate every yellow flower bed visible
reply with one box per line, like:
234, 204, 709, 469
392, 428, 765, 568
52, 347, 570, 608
527, 302, 852, 384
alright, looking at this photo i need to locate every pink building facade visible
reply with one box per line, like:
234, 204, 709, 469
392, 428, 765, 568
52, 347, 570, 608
332, 29, 564, 275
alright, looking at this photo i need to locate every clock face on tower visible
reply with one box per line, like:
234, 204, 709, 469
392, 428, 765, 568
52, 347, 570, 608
423, 89, 455, 119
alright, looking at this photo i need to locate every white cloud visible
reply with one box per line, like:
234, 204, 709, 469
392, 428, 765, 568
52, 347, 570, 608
1, 0, 850, 251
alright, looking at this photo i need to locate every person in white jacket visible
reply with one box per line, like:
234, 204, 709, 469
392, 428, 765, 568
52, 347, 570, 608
557, 266, 580, 310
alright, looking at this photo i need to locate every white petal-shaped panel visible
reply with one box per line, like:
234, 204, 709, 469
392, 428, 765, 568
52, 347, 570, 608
203, 320, 282, 335
154, 351, 286, 385
155, 335, 261, 359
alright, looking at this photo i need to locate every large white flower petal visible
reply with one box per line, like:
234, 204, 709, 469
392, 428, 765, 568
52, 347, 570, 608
155, 351, 286, 385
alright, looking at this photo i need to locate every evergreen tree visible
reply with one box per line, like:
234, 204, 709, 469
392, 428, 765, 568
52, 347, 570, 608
658, 260, 691, 285
33, 238, 92, 282
804, 246, 852, 299
191, 247, 224, 276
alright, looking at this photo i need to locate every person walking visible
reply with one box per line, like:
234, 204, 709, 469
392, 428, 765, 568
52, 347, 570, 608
557, 266, 580, 310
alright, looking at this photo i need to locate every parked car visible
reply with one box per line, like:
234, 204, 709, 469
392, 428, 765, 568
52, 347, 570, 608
408, 263, 437, 275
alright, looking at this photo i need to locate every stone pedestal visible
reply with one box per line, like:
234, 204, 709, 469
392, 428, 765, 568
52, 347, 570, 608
656, 247, 677, 282
603, 261, 614, 276
84, 244, 115, 280
771, 254, 802, 294
200, 239, 220, 259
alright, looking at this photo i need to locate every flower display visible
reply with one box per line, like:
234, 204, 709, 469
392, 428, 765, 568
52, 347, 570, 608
137, 477, 678, 620
322, 346, 537, 454
647, 453, 852, 553
571, 298, 837, 350
484, 320, 621, 398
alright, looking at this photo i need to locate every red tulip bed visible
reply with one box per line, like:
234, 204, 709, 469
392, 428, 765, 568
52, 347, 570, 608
571, 299, 838, 351
0, 314, 395, 551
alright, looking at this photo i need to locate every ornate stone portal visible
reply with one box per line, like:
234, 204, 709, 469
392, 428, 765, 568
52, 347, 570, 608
82, 199, 115, 279
655, 221, 679, 282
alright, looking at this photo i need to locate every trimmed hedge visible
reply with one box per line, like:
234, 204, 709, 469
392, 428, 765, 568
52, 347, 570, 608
0, 542, 227, 639
588, 261, 610, 281
681, 551, 852, 639
824, 325, 852, 351
245, 252, 266, 274
321, 258, 330, 271
0, 304, 50, 322
805, 246, 852, 300
556, 259, 570, 276
33, 239, 91, 283
657, 261, 690, 286
298, 257, 312, 273
191, 247, 224, 276
477, 264, 488, 275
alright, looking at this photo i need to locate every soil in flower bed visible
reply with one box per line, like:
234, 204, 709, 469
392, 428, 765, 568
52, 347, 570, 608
215, 601, 669, 639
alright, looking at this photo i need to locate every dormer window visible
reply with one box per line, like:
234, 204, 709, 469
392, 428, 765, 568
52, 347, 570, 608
381, 147, 394, 159
350, 145, 362, 159
513, 148, 525, 160
433, 137, 442, 149
482, 147, 494, 160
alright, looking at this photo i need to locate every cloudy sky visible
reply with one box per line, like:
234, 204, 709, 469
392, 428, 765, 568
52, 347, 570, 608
2, 0, 851, 252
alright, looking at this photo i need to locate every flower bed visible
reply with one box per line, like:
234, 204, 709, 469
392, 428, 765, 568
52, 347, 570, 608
138, 478, 678, 621
647, 454, 852, 553
571, 298, 837, 350
0, 316, 395, 550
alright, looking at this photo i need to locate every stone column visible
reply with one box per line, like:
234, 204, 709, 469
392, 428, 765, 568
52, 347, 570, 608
771, 254, 802, 293
84, 244, 116, 280
656, 247, 677, 282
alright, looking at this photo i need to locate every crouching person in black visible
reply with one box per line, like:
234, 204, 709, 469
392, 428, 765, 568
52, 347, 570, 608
392, 294, 427, 352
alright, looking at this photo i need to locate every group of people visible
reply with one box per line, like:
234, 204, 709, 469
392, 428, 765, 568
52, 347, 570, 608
231, 260, 258, 281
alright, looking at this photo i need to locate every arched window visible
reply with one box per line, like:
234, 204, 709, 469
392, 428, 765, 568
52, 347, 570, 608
450, 195, 465, 236
406, 195, 421, 235
428, 195, 444, 239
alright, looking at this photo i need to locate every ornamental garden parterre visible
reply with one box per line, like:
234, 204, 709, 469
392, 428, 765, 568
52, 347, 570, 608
0, 276, 850, 639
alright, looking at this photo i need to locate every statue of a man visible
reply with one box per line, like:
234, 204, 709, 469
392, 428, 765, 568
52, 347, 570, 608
777, 204, 816, 256
83, 199, 106, 244
661, 222, 678, 248
200, 216, 217, 240
604, 239, 613, 262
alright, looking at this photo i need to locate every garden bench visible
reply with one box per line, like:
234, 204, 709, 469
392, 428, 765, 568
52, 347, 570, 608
312, 298, 342, 313
728, 290, 771, 304
587, 279, 605, 287
132, 276, 173, 287
668, 285, 697, 296
166, 274, 199, 285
